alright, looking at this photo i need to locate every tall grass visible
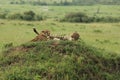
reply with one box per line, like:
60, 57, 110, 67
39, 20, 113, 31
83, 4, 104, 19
0, 41, 120, 80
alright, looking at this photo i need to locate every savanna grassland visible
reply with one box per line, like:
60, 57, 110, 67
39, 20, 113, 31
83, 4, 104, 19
0, 1, 120, 80
0, 4, 120, 53
0, 19, 120, 53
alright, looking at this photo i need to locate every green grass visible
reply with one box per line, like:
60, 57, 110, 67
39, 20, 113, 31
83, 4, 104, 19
0, 4, 120, 18
0, 19, 120, 53
0, 4, 120, 80
0, 41, 120, 80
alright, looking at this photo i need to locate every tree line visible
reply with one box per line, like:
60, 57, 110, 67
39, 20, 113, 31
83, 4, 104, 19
10, 0, 120, 6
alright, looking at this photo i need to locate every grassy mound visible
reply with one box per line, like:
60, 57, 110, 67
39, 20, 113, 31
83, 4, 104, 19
0, 40, 120, 80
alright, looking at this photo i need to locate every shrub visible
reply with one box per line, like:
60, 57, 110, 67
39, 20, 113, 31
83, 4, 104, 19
34, 14, 43, 21
6, 13, 22, 20
62, 12, 89, 22
22, 11, 35, 21
62, 12, 120, 23
4, 11, 44, 21
0, 12, 7, 19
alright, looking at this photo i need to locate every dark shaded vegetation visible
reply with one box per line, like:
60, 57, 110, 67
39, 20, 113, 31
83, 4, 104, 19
0, 11, 43, 21
0, 11, 120, 22
0, 40, 120, 80
9, 0, 120, 6
61, 12, 120, 23
61, 12, 89, 23
0, 12, 7, 19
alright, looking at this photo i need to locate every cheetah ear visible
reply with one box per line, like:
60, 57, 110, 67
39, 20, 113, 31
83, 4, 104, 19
42, 31, 45, 33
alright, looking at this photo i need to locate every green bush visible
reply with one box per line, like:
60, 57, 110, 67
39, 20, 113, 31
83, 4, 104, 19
34, 14, 43, 21
62, 12, 120, 23
2, 11, 44, 21
22, 11, 35, 21
62, 12, 89, 22
0, 12, 7, 19
6, 13, 22, 20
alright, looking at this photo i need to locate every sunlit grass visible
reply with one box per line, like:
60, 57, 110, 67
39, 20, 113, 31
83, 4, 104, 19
0, 4, 120, 18
0, 19, 120, 53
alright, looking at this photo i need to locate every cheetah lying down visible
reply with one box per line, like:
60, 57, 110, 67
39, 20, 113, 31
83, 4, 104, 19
31, 28, 80, 42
